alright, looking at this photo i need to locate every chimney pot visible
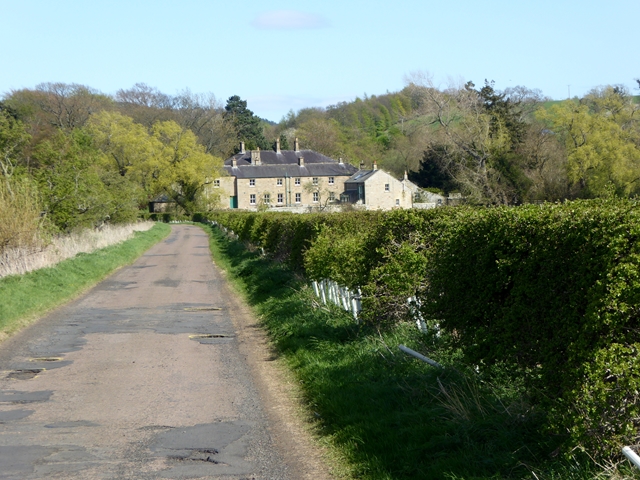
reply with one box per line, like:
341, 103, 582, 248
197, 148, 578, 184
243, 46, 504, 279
294, 137, 300, 151
276, 138, 281, 154
373, 161, 378, 171
359, 161, 365, 170
339, 157, 343, 164
404, 170, 408, 180
251, 149, 261, 166
240, 141, 245, 154
232, 157, 237, 167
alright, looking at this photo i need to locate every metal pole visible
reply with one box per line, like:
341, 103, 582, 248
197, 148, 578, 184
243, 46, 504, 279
398, 345, 443, 368
623, 446, 640, 470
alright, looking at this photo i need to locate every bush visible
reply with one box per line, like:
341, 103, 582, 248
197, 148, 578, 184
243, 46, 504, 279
204, 201, 640, 461
0, 178, 45, 253
422, 200, 640, 458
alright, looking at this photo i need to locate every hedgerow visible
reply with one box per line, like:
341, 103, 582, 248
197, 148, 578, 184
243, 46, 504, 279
203, 200, 640, 463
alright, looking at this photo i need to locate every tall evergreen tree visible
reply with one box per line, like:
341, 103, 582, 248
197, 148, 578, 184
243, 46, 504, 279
223, 95, 268, 151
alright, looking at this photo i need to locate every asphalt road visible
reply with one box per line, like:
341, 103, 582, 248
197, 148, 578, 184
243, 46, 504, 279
0, 225, 325, 479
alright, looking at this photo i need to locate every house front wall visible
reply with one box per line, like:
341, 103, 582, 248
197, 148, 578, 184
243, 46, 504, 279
363, 171, 413, 210
215, 174, 350, 210
205, 176, 237, 209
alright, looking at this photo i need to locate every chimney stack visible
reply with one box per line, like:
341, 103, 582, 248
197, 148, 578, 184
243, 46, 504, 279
240, 141, 245, 154
404, 170, 408, 181
251, 148, 261, 166
294, 137, 300, 151
232, 157, 237, 167
339, 157, 343, 164
276, 138, 281, 154
373, 161, 378, 171
298, 156, 305, 166
359, 161, 365, 170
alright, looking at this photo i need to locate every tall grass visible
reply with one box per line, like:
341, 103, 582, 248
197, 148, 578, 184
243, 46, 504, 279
0, 222, 155, 278
203, 224, 640, 480
0, 222, 170, 340
0, 178, 43, 253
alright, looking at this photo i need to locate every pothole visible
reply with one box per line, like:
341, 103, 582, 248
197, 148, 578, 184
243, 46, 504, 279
5, 369, 44, 380
29, 357, 63, 362
189, 334, 231, 339
167, 449, 223, 464
184, 307, 222, 312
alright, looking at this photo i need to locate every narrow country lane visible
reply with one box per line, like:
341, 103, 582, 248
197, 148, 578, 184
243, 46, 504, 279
0, 225, 326, 479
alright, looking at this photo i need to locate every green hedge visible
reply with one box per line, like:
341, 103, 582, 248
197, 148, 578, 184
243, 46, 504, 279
423, 200, 640, 458
203, 202, 640, 461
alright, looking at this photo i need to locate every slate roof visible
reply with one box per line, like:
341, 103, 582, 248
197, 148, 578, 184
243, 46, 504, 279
344, 169, 379, 184
150, 194, 172, 203
223, 149, 358, 178
225, 149, 337, 166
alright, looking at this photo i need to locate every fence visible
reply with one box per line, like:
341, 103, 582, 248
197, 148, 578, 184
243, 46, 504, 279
209, 220, 430, 334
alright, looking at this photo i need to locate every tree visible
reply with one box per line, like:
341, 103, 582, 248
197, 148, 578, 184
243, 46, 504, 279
173, 90, 237, 158
147, 121, 224, 214
114, 83, 175, 128
87, 111, 160, 177
538, 95, 640, 197
34, 130, 113, 231
0, 108, 31, 193
296, 117, 341, 157
33, 82, 113, 130
404, 74, 531, 204
409, 145, 457, 193
223, 95, 268, 151
279, 133, 289, 150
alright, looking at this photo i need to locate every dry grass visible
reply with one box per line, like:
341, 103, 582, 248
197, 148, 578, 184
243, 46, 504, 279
0, 178, 43, 252
0, 222, 156, 278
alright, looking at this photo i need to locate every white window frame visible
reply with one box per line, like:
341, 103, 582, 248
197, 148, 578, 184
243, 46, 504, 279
213, 179, 220, 188
276, 178, 283, 186
249, 178, 256, 187
295, 177, 301, 186
295, 192, 301, 203
263, 193, 271, 204
329, 191, 335, 201
277, 193, 284, 204
385, 183, 390, 192
312, 177, 319, 186
313, 191, 319, 203
395, 198, 400, 206
328, 176, 334, 185
249, 194, 256, 205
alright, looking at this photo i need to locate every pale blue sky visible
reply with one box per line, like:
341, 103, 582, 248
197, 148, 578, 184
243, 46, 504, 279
1, 0, 638, 122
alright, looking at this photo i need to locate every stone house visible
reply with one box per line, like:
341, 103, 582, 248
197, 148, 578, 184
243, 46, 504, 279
213, 139, 358, 210
148, 194, 174, 213
342, 162, 414, 210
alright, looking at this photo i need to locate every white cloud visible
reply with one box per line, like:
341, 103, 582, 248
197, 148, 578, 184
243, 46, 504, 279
251, 10, 330, 30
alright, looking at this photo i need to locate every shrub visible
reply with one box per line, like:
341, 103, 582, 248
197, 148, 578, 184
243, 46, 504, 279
423, 200, 640, 458
0, 178, 45, 253
205, 201, 640, 461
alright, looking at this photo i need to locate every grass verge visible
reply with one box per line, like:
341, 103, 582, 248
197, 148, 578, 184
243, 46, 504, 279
204, 224, 640, 480
0, 222, 171, 340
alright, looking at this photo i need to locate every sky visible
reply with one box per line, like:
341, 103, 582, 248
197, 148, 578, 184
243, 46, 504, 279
1, 0, 638, 122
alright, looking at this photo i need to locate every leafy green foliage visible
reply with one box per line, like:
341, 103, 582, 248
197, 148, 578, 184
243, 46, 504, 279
422, 200, 640, 458
204, 223, 637, 479
34, 130, 113, 231
224, 95, 269, 151
206, 201, 640, 464
537, 87, 640, 198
